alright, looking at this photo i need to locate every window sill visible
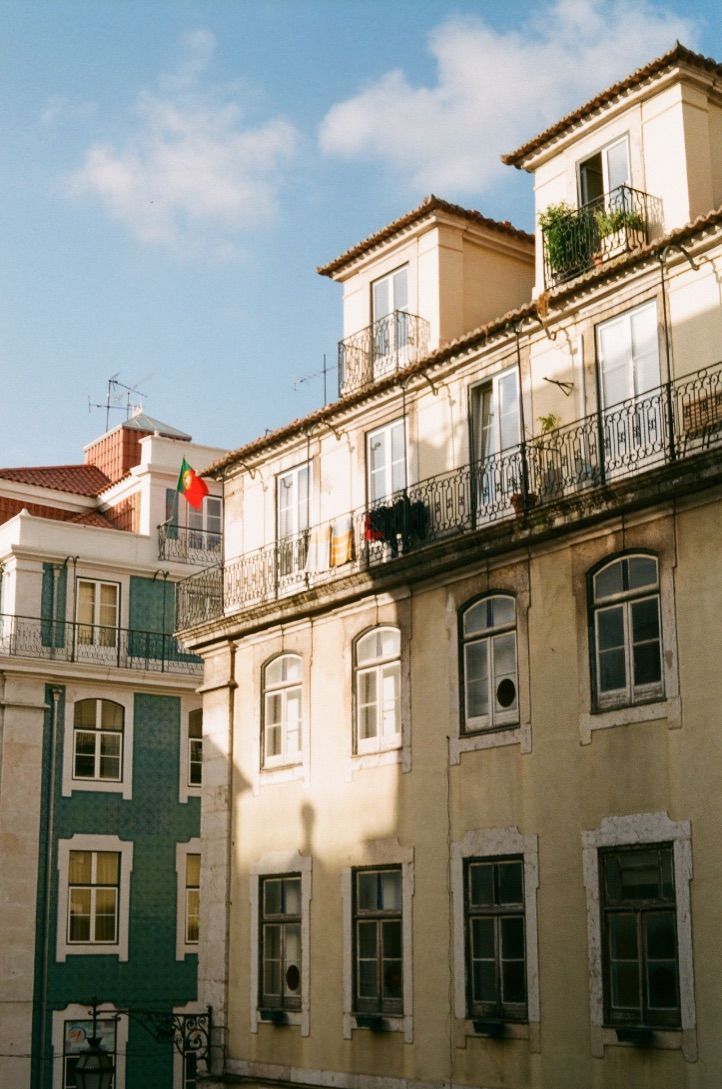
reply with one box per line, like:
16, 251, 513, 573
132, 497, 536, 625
64, 777, 130, 799
456, 1018, 539, 1051
449, 721, 531, 764
343, 1011, 412, 1042
349, 746, 407, 776
580, 696, 680, 744
593, 1025, 696, 1061
256, 762, 306, 792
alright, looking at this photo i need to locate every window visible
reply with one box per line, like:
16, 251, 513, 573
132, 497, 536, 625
185, 853, 200, 945
465, 857, 527, 1021
76, 579, 119, 651
353, 867, 403, 1016
72, 699, 123, 782
188, 494, 223, 552
367, 419, 406, 504
277, 464, 310, 579
188, 709, 202, 786
62, 1017, 117, 1089
461, 595, 518, 732
471, 370, 521, 516
578, 135, 630, 205
355, 628, 401, 754
67, 850, 120, 945
263, 654, 302, 768
57, 836, 133, 961
590, 554, 663, 710
371, 266, 409, 378
259, 874, 302, 1011
600, 844, 679, 1028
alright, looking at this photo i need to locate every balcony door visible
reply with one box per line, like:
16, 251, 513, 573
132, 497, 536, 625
596, 301, 663, 475
76, 579, 119, 662
579, 136, 630, 206
187, 495, 223, 556
472, 368, 521, 519
277, 464, 310, 582
371, 266, 408, 379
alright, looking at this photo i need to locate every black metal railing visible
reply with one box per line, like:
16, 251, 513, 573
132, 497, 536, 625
158, 523, 223, 565
0, 614, 202, 673
338, 311, 430, 396
542, 185, 662, 287
176, 360, 722, 630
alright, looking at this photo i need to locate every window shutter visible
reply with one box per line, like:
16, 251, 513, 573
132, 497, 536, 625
165, 489, 179, 540
41, 563, 66, 648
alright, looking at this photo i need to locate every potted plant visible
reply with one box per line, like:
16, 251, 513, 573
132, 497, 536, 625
539, 202, 592, 281
594, 206, 646, 259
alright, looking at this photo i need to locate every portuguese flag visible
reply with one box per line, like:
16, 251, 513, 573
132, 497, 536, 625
177, 458, 209, 510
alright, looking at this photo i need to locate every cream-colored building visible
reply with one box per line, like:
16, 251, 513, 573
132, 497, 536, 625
180, 44, 722, 1089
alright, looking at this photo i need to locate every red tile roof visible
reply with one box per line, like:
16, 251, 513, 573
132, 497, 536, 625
317, 194, 533, 277
0, 464, 111, 496
503, 43, 722, 169
0, 496, 116, 529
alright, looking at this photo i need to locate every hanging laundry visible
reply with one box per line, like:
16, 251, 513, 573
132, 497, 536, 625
330, 515, 354, 567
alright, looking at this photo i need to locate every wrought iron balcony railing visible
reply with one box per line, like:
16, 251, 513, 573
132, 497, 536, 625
338, 310, 430, 396
542, 185, 662, 287
0, 614, 202, 673
158, 523, 223, 565
176, 359, 722, 631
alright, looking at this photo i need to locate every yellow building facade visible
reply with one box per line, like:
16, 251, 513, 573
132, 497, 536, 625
181, 44, 722, 1089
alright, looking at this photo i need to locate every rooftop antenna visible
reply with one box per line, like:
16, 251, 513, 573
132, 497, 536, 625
88, 375, 149, 431
293, 354, 332, 405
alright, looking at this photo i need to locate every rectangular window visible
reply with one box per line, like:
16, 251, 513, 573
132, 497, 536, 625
68, 850, 120, 945
353, 867, 403, 1015
76, 579, 119, 650
259, 874, 302, 1011
185, 854, 200, 945
188, 495, 223, 552
371, 266, 409, 379
73, 699, 124, 782
601, 844, 680, 1028
63, 1018, 116, 1089
188, 709, 202, 786
465, 856, 527, 1020
367, 420, 406, 504
578, 135, 630, 205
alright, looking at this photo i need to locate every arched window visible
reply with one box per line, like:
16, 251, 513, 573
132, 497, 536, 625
461, 595, 518, 732
73, 699, 124, 782
591, 554, 663, 709
263, 654, 303, 768
355, 627, 401, 754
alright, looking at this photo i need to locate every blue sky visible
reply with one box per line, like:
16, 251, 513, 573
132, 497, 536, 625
2, 0, 721, 467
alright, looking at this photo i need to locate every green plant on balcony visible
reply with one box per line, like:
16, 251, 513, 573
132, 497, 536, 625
539, 202, 590, 279
593, 206, 645, 238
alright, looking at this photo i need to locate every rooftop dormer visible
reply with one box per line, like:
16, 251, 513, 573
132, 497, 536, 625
503, 44, 722, 293
317, 195, 534, 396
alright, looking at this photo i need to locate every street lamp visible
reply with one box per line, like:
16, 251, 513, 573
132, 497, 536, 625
74, 1000, 115, 1089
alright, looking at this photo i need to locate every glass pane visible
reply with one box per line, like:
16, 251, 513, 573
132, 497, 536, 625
380, 870, 401, 910
502, 959, 526, 1004
498, 861, 523, 905
611, 961, 640, 1010
598, 315, 633, 408
359, 960, 377, 998
382, 919, 402, 958
595, 560, 624, 601
284, 878, 301, 915
501, 915, 524, 958
100, 701, 122, 729
497, 370, 520, 452
600, 648, 626, 692
69, 852, 92, 883
463, 600, 489, 637
472, 916, 495, 959
380, 664, 400, 738
74, 700, 97, 727
392, 268, 408, 311
605, 138, 630, 191
186, 854, 201, 885
96, 852, 119, 884
633, 641, 662, 687
647, 961, 678, 1009
358, 920, 377, 958
469, 863, 494, 907
264, 923, 281, 959
75, 731, 96, 757
465, 641, 489, 719
357, 632, 376, 665
379, 627, 400, 658
490, 596, 515, 628
357, 872, 377, 911
266, 692, 281, 727
618, 851, 662, 900
474, 960, 496, 1003
264, 879, 283, 916
189, 709, 203, 738
359, 703, 377, 742
383, 955, 403, 999
609, 913, 638, 958
630, 303, 661, 395
646, 911, 676, 959
628, 556, 657, 590
69, 890, 91, 940
631, 597, 660, 644
77, 582, 95, 625
373, 277, 391, 321
597, 606, 624, 650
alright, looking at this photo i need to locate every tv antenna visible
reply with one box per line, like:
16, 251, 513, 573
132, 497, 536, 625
293, 354, 333, 405
88, 375, 149, 431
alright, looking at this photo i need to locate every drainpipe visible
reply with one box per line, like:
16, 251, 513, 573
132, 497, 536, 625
36, 686, 62, 1089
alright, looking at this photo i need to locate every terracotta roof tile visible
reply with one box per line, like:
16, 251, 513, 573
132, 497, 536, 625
0, 496, 119, 529
503, 43, 722, 169
207, 204, 722, 480
317, 194, 533, 277
0, 464, 111, 496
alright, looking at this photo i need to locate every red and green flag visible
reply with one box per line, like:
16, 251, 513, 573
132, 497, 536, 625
177, 458, 209, 510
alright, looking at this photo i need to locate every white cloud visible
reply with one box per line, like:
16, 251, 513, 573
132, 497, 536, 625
318, 0, 697, 195
68, 29, 298, 255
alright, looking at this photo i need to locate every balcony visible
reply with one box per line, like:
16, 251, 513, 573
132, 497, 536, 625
338, 310, 430, 396
0, 615, 202, 674
541, 185, 662, 287
158, 523, 223, 566
177, 360, 722, 631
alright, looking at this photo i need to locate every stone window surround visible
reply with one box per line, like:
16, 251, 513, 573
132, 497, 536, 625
56, 834, 133, 962
179, 696, 203, 804
61, 688, 134, 800
52, 1002, 128, 1089
581, 811, 696, 1061
176, 837, 201, 960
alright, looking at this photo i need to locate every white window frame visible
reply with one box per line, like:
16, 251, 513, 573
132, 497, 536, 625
577, 133, 631, 205
179, 703, 203, 803
461, 594, 519, 733
187, 494, 223, 550
354, 627, 401, 755
56, 835, 133, 962
371, 265, 409, 379
591, 554, 664, 710
52, 1003, 127, 1089
176, 838, 201, 959
366, 419, 406, 504
582, 812, 696, 1061
62, 690, 134, 799
249, 851, 312, 1036
262, 653, 303, 769
342, 843, 414, 1042
75, 577, 120, 652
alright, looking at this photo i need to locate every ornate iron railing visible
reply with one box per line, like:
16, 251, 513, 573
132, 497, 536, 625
542, 185, 663, 287
338, 310, 430, 396
177, 360, 722, 630
158, 523, 223, 565
0, 614, 201, 673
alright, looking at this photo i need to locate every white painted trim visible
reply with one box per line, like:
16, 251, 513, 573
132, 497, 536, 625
450, 827, 540, 1051
56, 834, 133, 962
179, 696, 203, 804
176, 838, 201, 960
51, 1001, 128, 1089
61, 689, 134, 799
342, 842, 414, 1043
581, 811, 697, 1061
249, 851, 312, 1037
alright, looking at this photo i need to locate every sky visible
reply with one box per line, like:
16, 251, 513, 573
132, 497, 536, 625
2, 0, 721, 467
